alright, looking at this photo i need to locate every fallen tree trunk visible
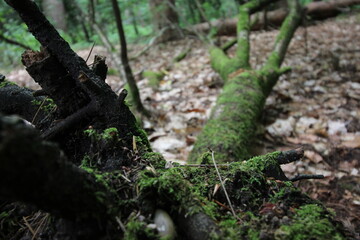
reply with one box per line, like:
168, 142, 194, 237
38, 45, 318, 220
0, 0, 349, 239
189, 0, 302, 162
191, 0, 360, 36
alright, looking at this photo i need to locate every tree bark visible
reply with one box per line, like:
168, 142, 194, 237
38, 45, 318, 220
191, 0, 360, 36
3, 0, 150, 166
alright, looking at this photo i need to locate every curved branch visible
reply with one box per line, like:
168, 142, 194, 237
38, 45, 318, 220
236, 0, 276, 68
0, 33, 32, 50
263, 0, 302, 71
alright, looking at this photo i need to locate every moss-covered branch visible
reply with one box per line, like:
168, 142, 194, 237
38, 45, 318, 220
262, 0, 302, 91
190, 0, 302, 163
209, 47, 242, 81
235, 0, 275, 68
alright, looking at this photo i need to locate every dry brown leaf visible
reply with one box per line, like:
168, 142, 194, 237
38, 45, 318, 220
304, 150, 323, 163
340, 135, 360, 148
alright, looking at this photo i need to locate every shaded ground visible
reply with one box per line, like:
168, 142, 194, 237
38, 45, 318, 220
5, 14, 360, 237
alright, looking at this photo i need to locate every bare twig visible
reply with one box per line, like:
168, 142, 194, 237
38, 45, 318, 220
210, 149, 238, 219
32, 213, 50, 240
85, 41, 96, 63
277, 147, 304, 165
31, 96, 48, 124
22, 216, 35, 237
115, 216, 126, 232
290, 174, 324, 182
0, 33, 32, 50
183, 164, 230, 168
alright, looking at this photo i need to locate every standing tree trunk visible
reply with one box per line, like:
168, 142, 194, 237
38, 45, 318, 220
129, 7, 139, 36
110, 0, 150, 117
149, 0, 181, 43
42, 0, 67, 31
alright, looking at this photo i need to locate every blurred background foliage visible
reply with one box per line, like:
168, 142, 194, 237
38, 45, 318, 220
0, 0, 356, 71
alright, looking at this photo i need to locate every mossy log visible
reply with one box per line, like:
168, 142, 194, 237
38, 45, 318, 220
0, 0, 349, 239
191, 0, 360, 36
189, 0, 301, 163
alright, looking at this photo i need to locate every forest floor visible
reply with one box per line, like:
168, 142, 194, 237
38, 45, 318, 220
5, 14, 360, 237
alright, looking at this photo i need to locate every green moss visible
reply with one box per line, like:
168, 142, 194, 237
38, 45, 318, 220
173, 48, 190, 62
107, 68, 118, 75
241, 151, 280, 172
275, 204, 344, 240
216, 219, 239, 239
80, 155, 92, 168
215, 211, 263, 240
143, 70, 165, 88
138, 168, 202, 215
84, 128, 97, 138
102, 127, 118, 140
0, 80, 16, 88
235, 6, 250, 68
134, 126, 151, 151
248, 228, 260, 240
124, 219, 158, 240
84, 127, 120, 141
189, 73, 265, 163
199, 152, 212, 164
31, 98, 56, 113
142, 152, 167, 169
209, 47, 242, 81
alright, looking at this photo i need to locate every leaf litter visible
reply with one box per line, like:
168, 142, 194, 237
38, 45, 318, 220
5, 13, 360, 237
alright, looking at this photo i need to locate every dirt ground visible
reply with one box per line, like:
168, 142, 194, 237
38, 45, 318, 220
5, 13, 360, 238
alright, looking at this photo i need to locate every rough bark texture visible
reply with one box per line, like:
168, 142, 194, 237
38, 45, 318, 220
191, 0, 360, 36
3, 0, 150, 166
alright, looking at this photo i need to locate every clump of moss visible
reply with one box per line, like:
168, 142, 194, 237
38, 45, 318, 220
240, 151, 280, 172
0, 80, 16, 88
143, 70, 165, 88
133, 124, 151, 152
123, 219, 158, 240
138, 168, 202, 215
275, 204, 344, 240
142, 152, 167, 169
31, 98, 57, 113
84, 127, 119, 141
